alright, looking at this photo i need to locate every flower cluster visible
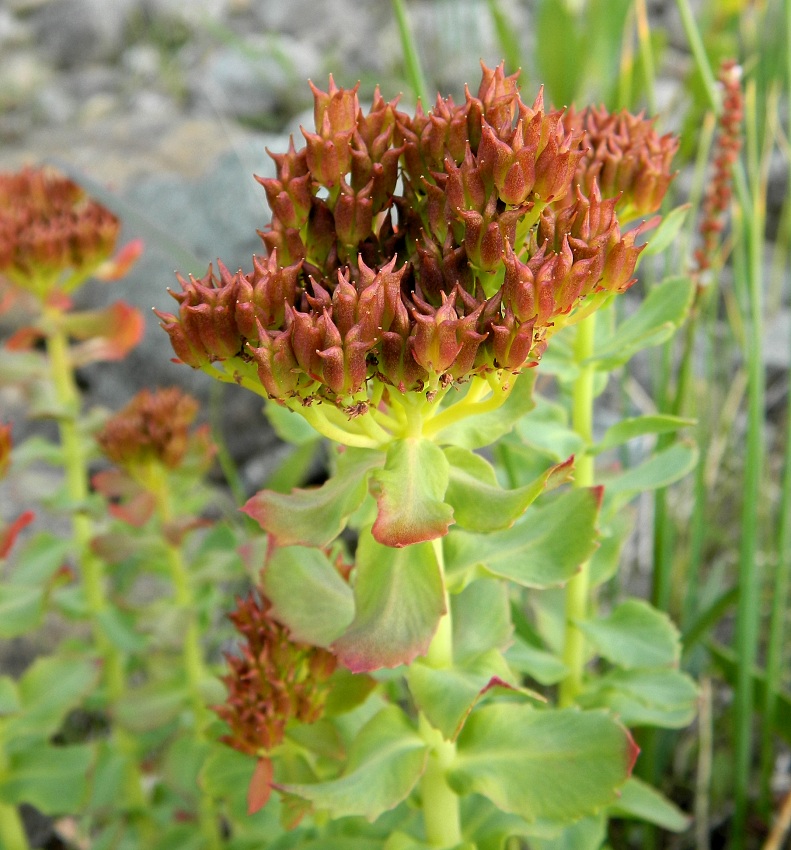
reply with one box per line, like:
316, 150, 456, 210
158, 64, 677, 409
96, 387, 202, 473
695, 60, 743, 274
561, 105, 679, 223
0, 167, 120, 298
215, 592, 337, 757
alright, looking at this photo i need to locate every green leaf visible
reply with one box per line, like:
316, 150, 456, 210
407, 650, 523, 740
449, 704, 637, 822
451, 578, 513, 662
163, 736, 212, 799
578, 600, 681, 669
115, 677, 189, 733
270, 839, 384, 850
444, 488, 601, 590
286, 718, 346, 762
265, 399, 321, 445
0, 742, 94, 813
431, 369, 536, 450
5, 656, 99, 745
578, 668, 698, 728
0, 676, 20, 715
96, 605, 147, 653
323, 669, 378, 717
589, 415, 696, 455
278, 705, 428, 821
370, 439, 453, 546
460, 794, 542, 849
526, 814, 606, 850
8, 532, 71, 585
536, 329, 578, 384
444, 447, 573, 533
504, 638, 569, 686
639, 205, 690, 259
600, 441, 698, 495
332, 532, 444, 672
150, 826, 206, 850
244, 448, 382, 548
263, 545, 355, 648
201, 744, 257, 800
8, 435, 64, 468
0, 583, 44, 638
609, 776, 691, 832
86, 742, 128, 813
588, 276, 695, 370
514, 395, 585, 462
589, 510, 633, 587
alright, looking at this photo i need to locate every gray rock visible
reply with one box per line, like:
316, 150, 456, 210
33, 81, 79, 125
0, 50, 53, 109
0, 7, 32, 48
28, 0, 138, 67
140, 0, 232, 27
193, 35, 320, 122
121, 43, 162, 81
250, 0, 388, 77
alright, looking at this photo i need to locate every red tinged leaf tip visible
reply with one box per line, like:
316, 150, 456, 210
94, 238, 144, 280
331, 533, 446, 672
65, 301, 145, 365
369, 439, 454, 548
0, 511, 35, 558
591, 484, 605, 509
625, 729, 641, 775
247, 757, 274, 815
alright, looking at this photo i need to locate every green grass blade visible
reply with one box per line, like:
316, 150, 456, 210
485, 0, 523, 75
673, 0, 720, 112
391, 0, 431, 106
760, 0, 791, 811
730, 82, 768, 846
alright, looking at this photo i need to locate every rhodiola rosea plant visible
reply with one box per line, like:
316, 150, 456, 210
159, 63, 698, 847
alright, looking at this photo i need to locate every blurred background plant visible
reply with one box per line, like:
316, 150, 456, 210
0, 0, 789, 848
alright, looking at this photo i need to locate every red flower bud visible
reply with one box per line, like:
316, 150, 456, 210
490, 307, 537, 370
334, 177, 375, 250
249, 327, 302, 398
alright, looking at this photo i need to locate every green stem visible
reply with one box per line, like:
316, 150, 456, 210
43, 309, 147, 818
146, 465, 222, 850
421, 374, 513, 439
419, 714, 462, 848
44, 314, 125, 696
418, 539, 462, 848
289, 403, 382, 448
559, 313, 596, 707
0, 804, 28, 850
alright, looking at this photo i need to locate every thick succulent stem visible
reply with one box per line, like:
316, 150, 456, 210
145, 463, 222, 850
0, 804, 28, 850
418, 539, 462, 847
43, 307, 147, 818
